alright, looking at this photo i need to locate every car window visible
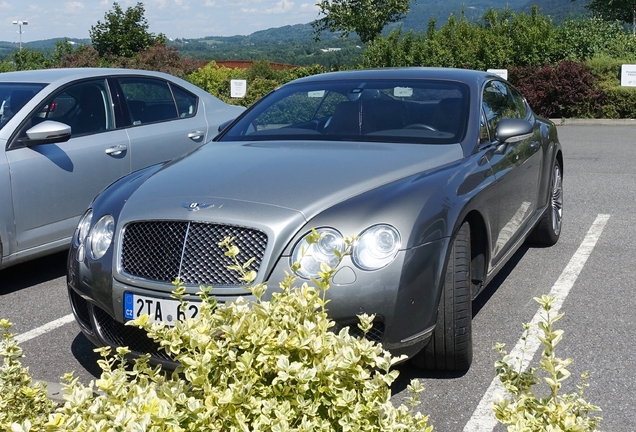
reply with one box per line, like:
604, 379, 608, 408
26, 79, 114, 137
482, 81, 527, 132
220, 79, 469, 145
171, 85, 198, 119
118, 77, 179, 125
0, 83, 47, 131
479, 109, 490, 144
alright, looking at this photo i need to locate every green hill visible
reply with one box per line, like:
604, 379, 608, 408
0, 0, 589, 66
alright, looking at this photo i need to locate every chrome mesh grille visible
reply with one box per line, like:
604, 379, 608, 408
93, 306, 174, 362
120, 221, 267, 285
345, 321, 386, 343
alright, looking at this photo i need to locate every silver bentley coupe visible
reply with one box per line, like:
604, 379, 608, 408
67, 68, 563, 371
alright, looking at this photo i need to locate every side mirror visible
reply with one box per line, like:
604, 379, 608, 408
19, 120, 72, 146
218, 118, 235, 133
494, 118, 533, 144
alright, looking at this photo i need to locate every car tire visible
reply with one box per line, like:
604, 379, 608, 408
412, 222, 473, 371
529, 159, 563, 246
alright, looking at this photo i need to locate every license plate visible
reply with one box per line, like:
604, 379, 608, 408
124, 292, 200, 326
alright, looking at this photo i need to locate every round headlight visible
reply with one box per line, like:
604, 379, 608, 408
291, 228, 345, 279
74, 209, 92, 246
89, 215, 115, 259
353, 225, 401, 271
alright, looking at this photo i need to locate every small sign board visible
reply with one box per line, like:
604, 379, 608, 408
621, 65, 636, 86
231, 79, 247, 98
487, 69, 508, 80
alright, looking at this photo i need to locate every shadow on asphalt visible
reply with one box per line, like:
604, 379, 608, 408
472, 244, 529, 317
0, 251, 68, 294
71, 332, 103, 379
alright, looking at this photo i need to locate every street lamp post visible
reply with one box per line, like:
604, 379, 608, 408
12, 20, 28, 51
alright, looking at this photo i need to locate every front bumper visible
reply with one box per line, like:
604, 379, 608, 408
67, 236, 449, 365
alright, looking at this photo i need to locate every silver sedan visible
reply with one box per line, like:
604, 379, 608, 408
0, 68, 244, 270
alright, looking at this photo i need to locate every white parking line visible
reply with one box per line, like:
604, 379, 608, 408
15, 313, 75, 344
463, 214, 611, 432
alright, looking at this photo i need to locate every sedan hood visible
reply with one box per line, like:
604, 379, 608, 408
125, 140, 464, 221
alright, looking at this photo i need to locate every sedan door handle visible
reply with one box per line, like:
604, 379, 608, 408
188, 130, 205, 141
530, 141, 540, 151
105, 144, 127, 156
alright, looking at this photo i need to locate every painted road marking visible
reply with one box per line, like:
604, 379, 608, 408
15, 314, 75, 344
463, 213, 611, 432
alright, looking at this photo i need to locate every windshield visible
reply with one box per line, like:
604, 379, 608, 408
219, 79, 469, 144
0, 83, 47, 131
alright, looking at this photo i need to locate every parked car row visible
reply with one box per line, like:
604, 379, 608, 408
59, 67, 563, 371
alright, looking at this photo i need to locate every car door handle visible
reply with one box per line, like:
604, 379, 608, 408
105, 144, 127, 156
188, 130, 205, 141
530, 141, 540, 151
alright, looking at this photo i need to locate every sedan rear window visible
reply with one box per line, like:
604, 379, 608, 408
0, 83, 47, 131
220, 79, 469, 145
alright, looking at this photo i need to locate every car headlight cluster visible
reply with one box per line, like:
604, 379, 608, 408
353, 225, 402, 271
73, 209, 115, 261
291, 225, 401, 279
290, 228, 345, 279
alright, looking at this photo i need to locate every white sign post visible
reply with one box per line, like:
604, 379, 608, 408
621, 65, 636, 86
231, 79, 247, 98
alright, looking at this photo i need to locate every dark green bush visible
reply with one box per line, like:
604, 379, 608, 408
509, 61, 603, 118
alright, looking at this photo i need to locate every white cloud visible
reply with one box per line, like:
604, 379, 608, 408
64, 2, 85, 13
0, 1, 13, 10
151, 0, 168, 9
300, 2, 318, 13
266, 0, 294, 14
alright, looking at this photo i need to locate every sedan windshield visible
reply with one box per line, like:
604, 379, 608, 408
0, 83, 47, 131
220, 79, 469, 144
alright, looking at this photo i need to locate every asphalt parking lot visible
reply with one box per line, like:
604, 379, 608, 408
1, 124, 634, 431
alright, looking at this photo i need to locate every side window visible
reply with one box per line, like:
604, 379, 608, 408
479, 109, 490, 144
31, 79, 113, 137
170, 85, 197, 119
507, 85, 528, 119
481, 81, 526, 133
118, 78, 178, 125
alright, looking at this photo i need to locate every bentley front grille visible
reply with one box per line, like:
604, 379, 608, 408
120, 221, 267, 285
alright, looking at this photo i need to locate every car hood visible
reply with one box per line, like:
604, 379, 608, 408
123, 139, 464, 222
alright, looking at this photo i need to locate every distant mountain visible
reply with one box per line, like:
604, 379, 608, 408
0, 0, 588, 66
520, 0, 588, 21
0, 38, 90, 59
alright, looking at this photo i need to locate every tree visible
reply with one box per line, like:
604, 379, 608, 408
581, 0, 636, 34
90, 2, 166, 57
122, 43, 200, 78
10, 48, 49, 71
313, 0, 411, 44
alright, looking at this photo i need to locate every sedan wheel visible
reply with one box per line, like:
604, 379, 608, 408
529, 159, 563, 246
412, 222, 473, 371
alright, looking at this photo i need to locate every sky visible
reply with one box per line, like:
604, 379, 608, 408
0, 0, 321, 43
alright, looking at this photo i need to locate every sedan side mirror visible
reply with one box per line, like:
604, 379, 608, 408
19, 120, 72, 146
494, 118, 533, 144
218, 118, 235, 133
